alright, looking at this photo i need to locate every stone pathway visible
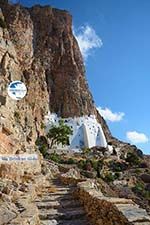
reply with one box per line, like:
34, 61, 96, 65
35, 179, 91, 225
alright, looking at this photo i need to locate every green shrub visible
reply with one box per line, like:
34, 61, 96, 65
59, 158, 76, 165
143, 190, 150, 199
109, 161, 128, 172
41, 122, 46, 129
78, 160, 86, 170
91, 160, 103, 177
114, 172, 120, 179
35, 136, 48, 147
104, 173, 115, 182
91, 160, 98, 171
81, 147, 91, 155
134, 168, 141, 174
39, 144, 48, 158
132, 182, 145, 194
125, 152, 141, 166
104, 172, 118, 183
49, 152, 61, 163
0, 17, 7, 29
132, 182, 150, 199
35, 136, 49, 158
67, 158, 77, 164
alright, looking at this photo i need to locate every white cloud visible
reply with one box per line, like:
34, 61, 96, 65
97, 107, 125, 122
74, 25, 103, 60
126, 131, 149, 144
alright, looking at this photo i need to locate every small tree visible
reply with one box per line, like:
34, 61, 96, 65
47, 120, 73, 148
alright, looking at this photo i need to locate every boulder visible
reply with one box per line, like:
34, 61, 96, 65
140, 174, 150, 183
0, 202, 18, 225
81, 170, 97, 179
145, 183, 150, 191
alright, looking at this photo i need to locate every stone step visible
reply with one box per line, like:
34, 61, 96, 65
40, 190, 69, 194
41, 218, 91, 225
115, 203, 140, 209
39, 207, 86, 220
37, 199, 81, 210
60, 199, 82, 208
50, 181, 67, 186
133, 222, 150, 225
35, 194, 74, 202
50, 183, 70, 187
36, 179, 88, 224
37, 201, 60, 209
43, 187, 71, 191
37, 191, 72, 197
116, 205, 150, 223
102, 197, 134, 204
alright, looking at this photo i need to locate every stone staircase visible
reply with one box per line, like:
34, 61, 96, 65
4, 174, 150, 225
35, 179, 91, 225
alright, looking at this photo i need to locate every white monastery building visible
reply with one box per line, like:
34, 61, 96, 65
45, 113, 112, 151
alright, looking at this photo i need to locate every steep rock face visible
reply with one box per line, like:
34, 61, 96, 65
29, 5, 96, 118
0, 1, 111, 150
0, 3, 49, 151
1, 3, 96, 117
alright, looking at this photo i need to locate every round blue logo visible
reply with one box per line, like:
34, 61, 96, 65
8, 81, 27, 100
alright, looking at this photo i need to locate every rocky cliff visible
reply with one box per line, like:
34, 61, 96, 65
0, 1, 143, 158
0, 1, 112, 151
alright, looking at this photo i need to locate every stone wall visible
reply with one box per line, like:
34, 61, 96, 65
74, 180, 131, 225
60, 172, 150, 225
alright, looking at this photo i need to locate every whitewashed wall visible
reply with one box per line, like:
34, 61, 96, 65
45, 112, 108, 151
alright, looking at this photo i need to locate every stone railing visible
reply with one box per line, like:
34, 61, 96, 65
60, 173, 150, 225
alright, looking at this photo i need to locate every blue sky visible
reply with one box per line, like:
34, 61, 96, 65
15, 0, 150, 154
